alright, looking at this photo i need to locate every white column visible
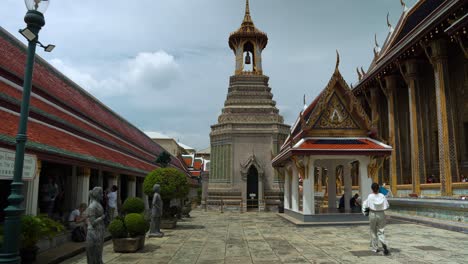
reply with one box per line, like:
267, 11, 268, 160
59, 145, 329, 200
343, 162, 352, 212
127, 176, 136, 198
108, 173, 119, 190
25, 160, 41, 215
77, 168, 91, 204
98, 170, 103, 187
284, 168, 291, 210
303, 158, 315, 215
291, 163, 299, 212
328, 162, 337, 209
258, 175, 264, 212
70, 165, 78, 209
316, 167, 323, 192
359, 157, 372, 200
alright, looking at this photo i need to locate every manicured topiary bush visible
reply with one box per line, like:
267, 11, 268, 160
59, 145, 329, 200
108, 219, 127, 239
124, 213, 147, 237
143, 168, 189, 200
122, 197, 145, 214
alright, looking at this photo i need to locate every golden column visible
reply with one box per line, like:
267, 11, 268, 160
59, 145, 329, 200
425, 39, 459, 196
382, 75, 398, 195
400, 59, 425, 195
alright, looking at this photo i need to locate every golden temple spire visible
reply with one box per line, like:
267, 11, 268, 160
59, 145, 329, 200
243, 0, 253, 25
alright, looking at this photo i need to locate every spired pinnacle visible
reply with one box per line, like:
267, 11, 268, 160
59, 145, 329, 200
243, 0, 254, 26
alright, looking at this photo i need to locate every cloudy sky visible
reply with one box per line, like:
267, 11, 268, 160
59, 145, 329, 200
0, 0, 417, 150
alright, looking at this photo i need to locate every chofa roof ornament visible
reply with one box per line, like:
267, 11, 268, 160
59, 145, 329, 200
335, 49, 340, 72
387, 12, 394, 33
400, 0, 409, 12
373, 34, 381, 56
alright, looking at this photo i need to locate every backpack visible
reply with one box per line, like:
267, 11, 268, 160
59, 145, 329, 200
71, 226, 86, 242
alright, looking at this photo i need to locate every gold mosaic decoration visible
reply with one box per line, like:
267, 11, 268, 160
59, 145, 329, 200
314, 93, 359, 129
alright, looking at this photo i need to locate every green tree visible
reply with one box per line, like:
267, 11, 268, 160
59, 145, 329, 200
144, 168, 189, 199
143, 168, 189, 219
155, 151, 172, 168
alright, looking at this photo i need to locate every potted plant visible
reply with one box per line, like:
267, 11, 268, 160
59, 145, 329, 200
20, 215, 64, 263
143, 168, 189, 229
108, 197, 149, 253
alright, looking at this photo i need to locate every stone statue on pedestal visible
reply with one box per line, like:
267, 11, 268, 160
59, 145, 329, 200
86, 187, 105, 264
149, 184, 164, 238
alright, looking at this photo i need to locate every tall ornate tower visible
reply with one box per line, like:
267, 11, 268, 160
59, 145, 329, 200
208, 0, 290, 211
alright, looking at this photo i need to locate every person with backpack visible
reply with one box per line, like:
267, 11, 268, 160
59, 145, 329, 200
362, 183, 390, 255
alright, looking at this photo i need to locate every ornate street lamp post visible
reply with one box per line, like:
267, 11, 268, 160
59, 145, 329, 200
0, 1, 53, 263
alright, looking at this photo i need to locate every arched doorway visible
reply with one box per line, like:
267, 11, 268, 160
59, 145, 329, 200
246, 165, 259, 210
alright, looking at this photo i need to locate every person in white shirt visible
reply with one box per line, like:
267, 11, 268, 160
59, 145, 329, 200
107, 185, 118, 221
68, 203, 87, 230
362, 183, 390, 255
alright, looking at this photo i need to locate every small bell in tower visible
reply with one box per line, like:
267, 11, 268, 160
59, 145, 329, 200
245, 52, 251, 65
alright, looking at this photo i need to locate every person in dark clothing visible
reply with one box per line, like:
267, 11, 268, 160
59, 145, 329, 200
339, 194, 345, 211
350, 193, 360, 211
101, 190, 110, 226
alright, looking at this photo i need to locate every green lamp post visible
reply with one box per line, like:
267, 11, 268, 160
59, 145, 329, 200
0, 1, 53, 263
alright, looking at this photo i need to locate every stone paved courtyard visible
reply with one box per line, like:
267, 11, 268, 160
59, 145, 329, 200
63, 210, 468, 264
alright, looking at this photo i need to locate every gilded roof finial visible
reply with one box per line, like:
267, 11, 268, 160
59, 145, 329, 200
360, 67, 366, 77
387, 12, 394, 33
357, 67, 362, 81
335, 50, 340, 72
243, 0, 253, 24
400, 0, 409, 12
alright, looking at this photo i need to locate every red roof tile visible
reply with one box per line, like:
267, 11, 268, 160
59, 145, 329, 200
298, 138, 388, 150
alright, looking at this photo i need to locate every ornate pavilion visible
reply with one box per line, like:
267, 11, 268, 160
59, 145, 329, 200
272, 56, 392, 222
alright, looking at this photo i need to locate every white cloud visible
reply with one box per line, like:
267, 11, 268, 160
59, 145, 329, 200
124, 52, 179, 91
49, 51, 180, 98
0, 0, 410, 149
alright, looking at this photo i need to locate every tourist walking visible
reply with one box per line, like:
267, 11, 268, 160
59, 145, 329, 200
362, 183, 390, 255
107, 185, 118, 221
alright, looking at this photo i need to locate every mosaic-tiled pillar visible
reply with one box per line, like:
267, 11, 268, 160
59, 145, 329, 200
427, 39, 459, 196
401, 59, 426, 195
384, 75, 399, 195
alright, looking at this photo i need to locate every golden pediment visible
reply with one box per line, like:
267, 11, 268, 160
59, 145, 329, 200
313, 93, 359, 129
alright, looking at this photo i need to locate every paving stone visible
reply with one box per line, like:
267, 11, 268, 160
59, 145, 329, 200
62, 210, 468, 264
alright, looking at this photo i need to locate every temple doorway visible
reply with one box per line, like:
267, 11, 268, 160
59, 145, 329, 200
246, 166, 259, 210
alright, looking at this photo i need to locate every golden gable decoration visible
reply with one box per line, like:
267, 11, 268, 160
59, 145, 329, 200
303, 52, 371, 137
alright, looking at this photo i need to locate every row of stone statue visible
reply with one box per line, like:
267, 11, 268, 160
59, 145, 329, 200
85, 184, 163, 264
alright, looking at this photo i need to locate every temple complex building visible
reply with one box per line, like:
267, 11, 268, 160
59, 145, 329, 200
353, 0, 467, 197
208, 0, 290, 211
0, 27, 188, 222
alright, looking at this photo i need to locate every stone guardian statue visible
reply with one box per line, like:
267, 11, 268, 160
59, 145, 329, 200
149, 184, 164, 237
86, 187, 105, 264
